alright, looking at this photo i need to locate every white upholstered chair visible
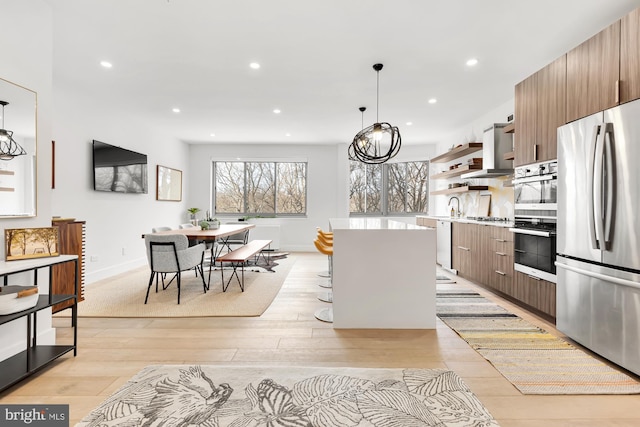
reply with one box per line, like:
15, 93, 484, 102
144, 234, 207, 304
218, 222, 250, 253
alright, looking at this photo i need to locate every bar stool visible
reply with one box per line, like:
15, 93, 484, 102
313, 238, 334, 323
316, 227, 333, 280
316, 230, 333, 286
314, 237, 333, 301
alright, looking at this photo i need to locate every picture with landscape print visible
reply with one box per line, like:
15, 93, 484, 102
4, 227, 60, 261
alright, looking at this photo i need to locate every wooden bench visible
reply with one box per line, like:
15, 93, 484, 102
215, 239, 272, 291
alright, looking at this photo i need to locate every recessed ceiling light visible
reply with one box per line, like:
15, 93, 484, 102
100, 61, 112, 68
172, 108, 180, 113
285, 133, 291, 137
210, 133, 216, 137
249, 62, 261, 69
466, 58, 478, 67
406, 122, 413, 126
273, 109, 281, 114
428, 98, 437, 104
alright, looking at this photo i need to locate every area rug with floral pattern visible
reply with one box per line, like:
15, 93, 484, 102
76, 365, 500, 427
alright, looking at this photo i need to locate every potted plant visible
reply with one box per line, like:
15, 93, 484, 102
202, 211, 220, 229
187, 207, 200, 225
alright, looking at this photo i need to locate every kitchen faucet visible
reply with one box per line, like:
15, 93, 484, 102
448, 196, 460, 217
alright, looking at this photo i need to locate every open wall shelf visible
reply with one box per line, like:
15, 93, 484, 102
430, 186, 489, 196
431, 164, 483, 179
430, 143, 482, 163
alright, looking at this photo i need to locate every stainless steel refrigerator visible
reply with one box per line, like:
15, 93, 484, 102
557, 99, 640, 376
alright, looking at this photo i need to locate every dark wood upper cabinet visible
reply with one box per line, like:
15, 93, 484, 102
514, 74, 537, 167
566, 20, 620, 122
514, 55, 565, 166
621, 8, 640, 104
536, 55, 566, 162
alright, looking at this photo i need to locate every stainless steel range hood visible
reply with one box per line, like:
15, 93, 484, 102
461, 123, 513, 179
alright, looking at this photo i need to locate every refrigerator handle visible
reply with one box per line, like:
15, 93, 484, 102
604, 123, 614, 247
588, 124, 602, 249
594, 124, 606, 251
556, 262, 640, 291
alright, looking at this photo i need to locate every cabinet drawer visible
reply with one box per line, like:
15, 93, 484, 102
490, 227, 513, 254
492, 252, 514, 273
513, 271, 556, 317
491, 237, 514, 254
489, 253, 514, 293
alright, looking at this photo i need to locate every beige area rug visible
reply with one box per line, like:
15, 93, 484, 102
76, 365, 500, 427
437, 289, 640, 394
72, 254, 294, 317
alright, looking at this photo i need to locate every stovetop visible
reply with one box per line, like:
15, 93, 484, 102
466, 216, 511, 222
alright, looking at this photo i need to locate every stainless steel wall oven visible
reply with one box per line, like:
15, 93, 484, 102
513, 160, 557, 212
510, 160, 558, 283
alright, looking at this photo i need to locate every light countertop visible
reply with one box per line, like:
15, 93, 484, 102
416, 215, 514, 228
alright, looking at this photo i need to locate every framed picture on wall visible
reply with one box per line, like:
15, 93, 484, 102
156, 165, 182, 202
5, 227, 60, 261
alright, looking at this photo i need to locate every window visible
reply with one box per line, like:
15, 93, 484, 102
350, 160, 429, 215
214, 161, 307, 215
349, 162, 382, 214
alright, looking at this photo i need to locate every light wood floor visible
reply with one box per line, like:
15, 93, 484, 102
2, 252, 640, 426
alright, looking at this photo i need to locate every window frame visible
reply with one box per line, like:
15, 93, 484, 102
212, 160, 308, 217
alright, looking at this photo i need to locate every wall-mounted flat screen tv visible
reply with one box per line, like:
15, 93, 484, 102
92, 140, 148, 193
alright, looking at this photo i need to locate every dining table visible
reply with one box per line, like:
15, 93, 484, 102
143, 223, 256, 285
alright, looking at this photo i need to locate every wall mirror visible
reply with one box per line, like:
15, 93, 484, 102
0, 77, 37, 217
156, 165, 182, 201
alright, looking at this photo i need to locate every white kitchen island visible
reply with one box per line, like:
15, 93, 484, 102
330, 218, 436, 329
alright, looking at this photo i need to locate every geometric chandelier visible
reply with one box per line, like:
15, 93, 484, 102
0, 100, 27, 161
349, 63, 401, 164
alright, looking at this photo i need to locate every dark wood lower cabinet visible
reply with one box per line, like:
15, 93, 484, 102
51, 219, 86, 313
513, 271, 556, 317
451, 222, 555, 319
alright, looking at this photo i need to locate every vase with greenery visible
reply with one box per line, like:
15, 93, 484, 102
199, 210, 219, 229
187, 207, 200, 225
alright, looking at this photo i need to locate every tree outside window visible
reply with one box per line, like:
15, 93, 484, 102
214, 161, 307, 215
350, 160, 429, 215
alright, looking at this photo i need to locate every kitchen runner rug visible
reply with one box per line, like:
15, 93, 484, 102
436, 274, 456, 284
436, 289, 640, 394
76, 365, 500, 427
65, 253, 293, 318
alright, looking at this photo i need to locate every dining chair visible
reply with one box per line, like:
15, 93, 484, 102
178, 222, 217, 268
218, 222, 250, 253
144, 234, 207, 304
151, 226, 174, 285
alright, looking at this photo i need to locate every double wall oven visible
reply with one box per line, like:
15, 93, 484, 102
509, 160, 557, 283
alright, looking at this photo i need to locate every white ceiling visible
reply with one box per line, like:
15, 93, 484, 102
46, 0, 640, 146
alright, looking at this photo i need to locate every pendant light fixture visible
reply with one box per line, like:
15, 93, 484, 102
0, 101, 27, 161
348, 106, 367, 161
349, 63, 401, 164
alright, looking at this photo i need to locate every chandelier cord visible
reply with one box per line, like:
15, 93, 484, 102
376, 69, 380, 123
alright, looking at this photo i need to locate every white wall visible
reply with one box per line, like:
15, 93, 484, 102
0, 0, 55, 361
429, 99, 515, 218
51, 85, 191, 283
